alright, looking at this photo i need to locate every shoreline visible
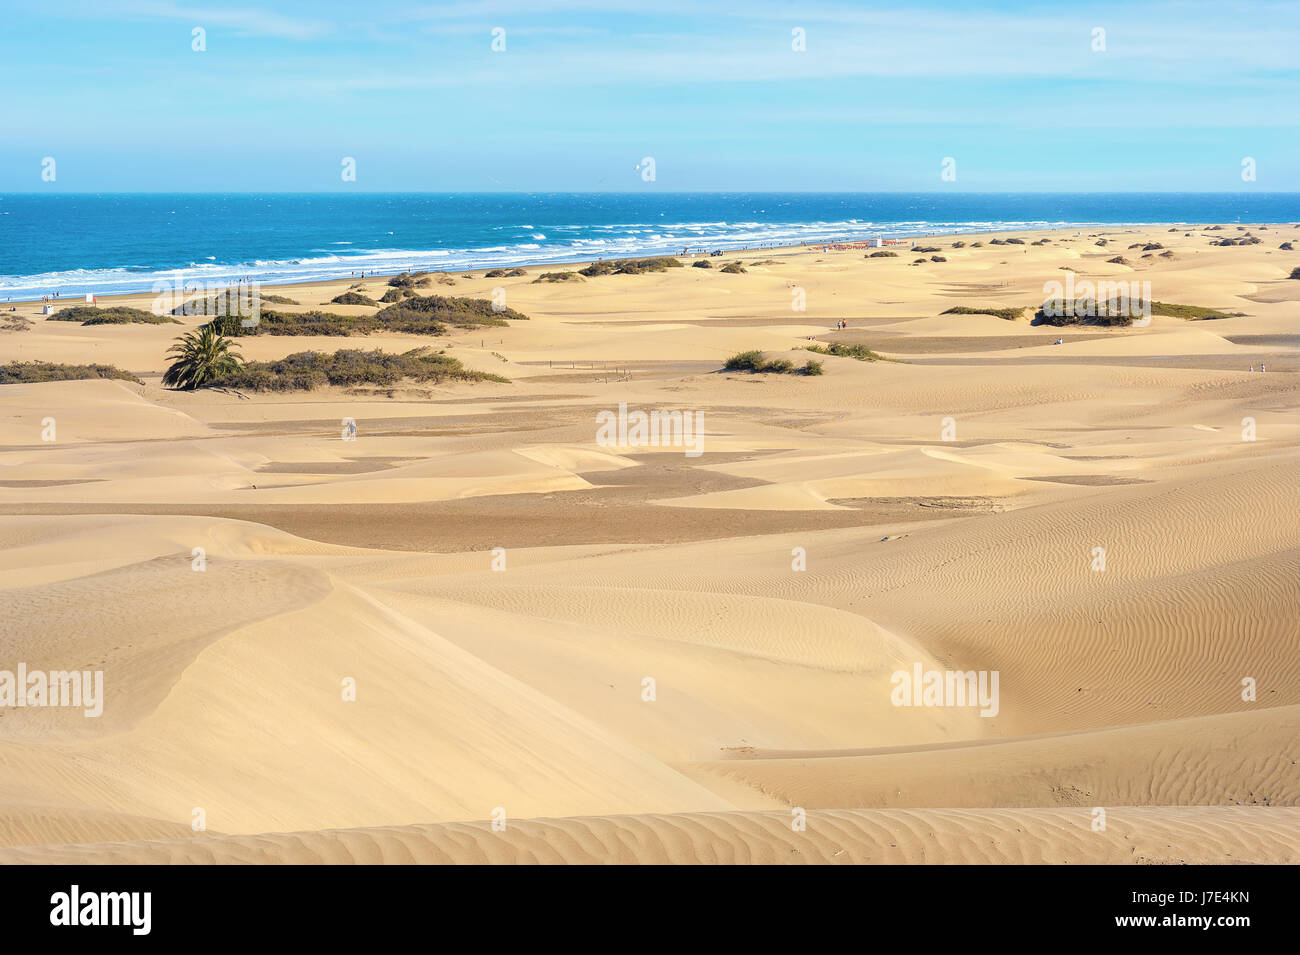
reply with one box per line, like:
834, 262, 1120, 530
3, 220, 1283, 307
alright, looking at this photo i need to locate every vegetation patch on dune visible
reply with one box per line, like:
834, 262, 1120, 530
1033, 299, 1244, 326
208, 310, 423, 336
1033, 303, 1135, 327
49, 305, 179, 325
1, 314, 33, 332
259, 293, 299, 305
692, 260, 712, 268
379, 287, 418, 303
941, 305, 1026, 321
803, 342, 886, 361
1289, 267, 1300, 279
375, 294, 529, 327
330, 291, 378, 306
531, 271, 583, 283
579, 256, 683, 276
483, 268, 526, 278
0, 360, 142, 385
213, 347, 509, 392
724, 350, 821, 375
720, 261, 747, 273
1149, 301, 1243, 320
388, 271, 434, 288
867, 250, 898, 257
206, 294, 529, 336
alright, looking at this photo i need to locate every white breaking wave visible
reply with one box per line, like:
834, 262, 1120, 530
0, 217, 1119, 300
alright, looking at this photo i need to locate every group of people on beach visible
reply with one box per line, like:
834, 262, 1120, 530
834, 320, 849, 329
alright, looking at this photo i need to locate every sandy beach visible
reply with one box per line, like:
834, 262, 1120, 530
1, 223, 1297, 864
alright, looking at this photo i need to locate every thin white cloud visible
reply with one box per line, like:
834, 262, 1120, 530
128, 2, 334, 40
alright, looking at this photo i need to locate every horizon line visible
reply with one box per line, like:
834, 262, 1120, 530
4, 189, 1300, 197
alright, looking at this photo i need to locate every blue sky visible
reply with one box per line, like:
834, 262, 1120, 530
2, 0, 1298, 192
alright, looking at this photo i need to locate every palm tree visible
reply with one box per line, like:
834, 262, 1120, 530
163, 324, 242, 390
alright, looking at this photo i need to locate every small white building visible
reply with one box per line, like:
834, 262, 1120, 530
866, 238, 883, 248
43, 305, 54, 316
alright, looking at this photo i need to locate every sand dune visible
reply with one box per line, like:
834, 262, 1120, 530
2, 225, 1297, 862
2, 807, 1294, 865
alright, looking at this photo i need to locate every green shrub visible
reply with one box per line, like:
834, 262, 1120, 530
259, 293, 299, 305
1107, 256, 1129, 265
720, 262, 747, 273
375, 294, 529, 328
579, 256, 683, 277
940, 305, 1025, 321
724, 350, 765, 372
912, 246, 941, 253
0, 360, 142, 385
692, 260, 712, 268
388, 271, 434, 288
212, 347, 508, 391
801, 359, 824, 376
531, 271, 584, 283
1149, 301, 1242, 320
803, 342, 885, 361
1034, 302, 1134, 327
48, 306, 179, 325
868, 251, 898, 258
331, 291, 378, 306
723, 350, 818, 374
